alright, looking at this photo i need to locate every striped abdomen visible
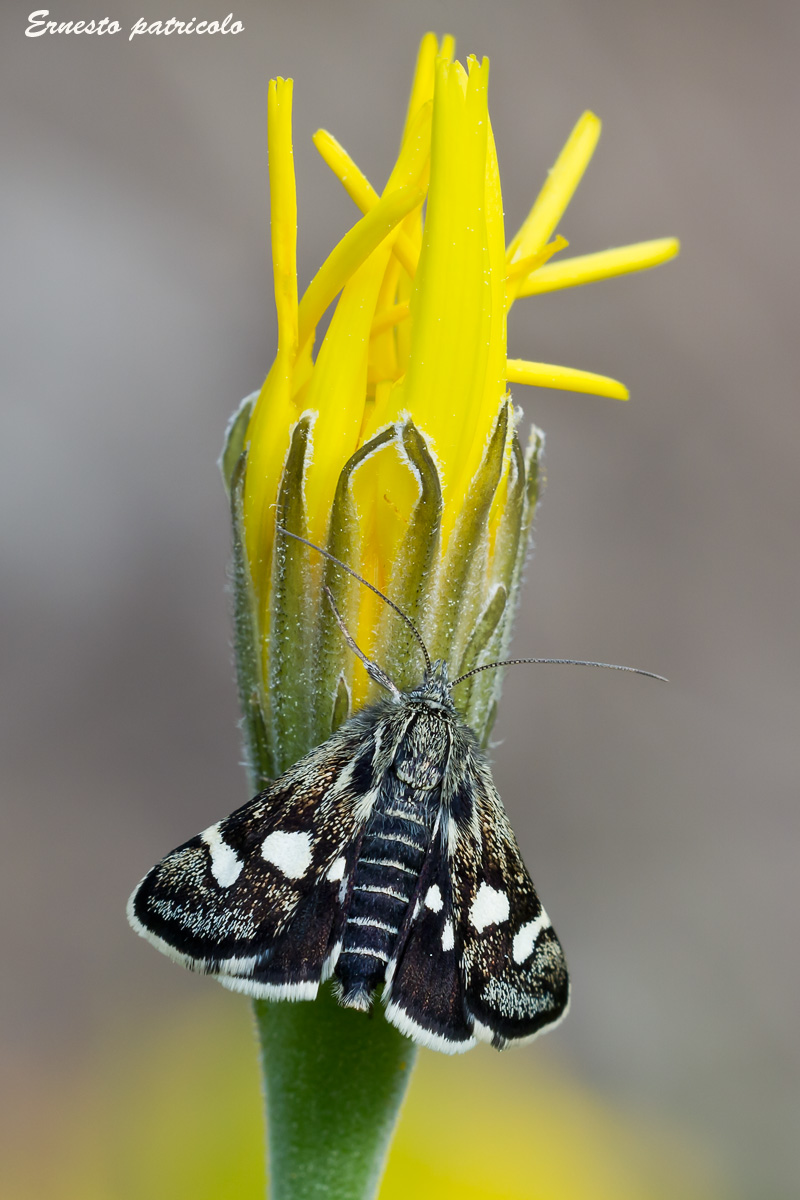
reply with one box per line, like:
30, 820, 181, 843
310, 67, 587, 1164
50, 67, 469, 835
335, 775, 439, 1008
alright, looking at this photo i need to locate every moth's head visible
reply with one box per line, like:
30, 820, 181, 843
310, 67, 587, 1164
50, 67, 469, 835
429, 658, 450, 684
407, 658, 453, 708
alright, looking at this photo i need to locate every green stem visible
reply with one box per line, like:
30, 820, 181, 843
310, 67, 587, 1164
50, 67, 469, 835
254, 988, 417, 1199
224, 416, 420, 1198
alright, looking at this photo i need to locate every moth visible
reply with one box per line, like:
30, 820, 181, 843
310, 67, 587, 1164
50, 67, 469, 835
129, 528, 662, 1053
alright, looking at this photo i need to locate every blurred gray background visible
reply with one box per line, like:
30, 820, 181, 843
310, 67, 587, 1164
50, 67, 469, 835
2, 0, 798, 1195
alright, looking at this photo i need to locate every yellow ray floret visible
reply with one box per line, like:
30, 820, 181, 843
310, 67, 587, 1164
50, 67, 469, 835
507, 111, 601, 275
240, 32, 680, 668
267, 78, 298, 355
312, 132, 418, 278
312, 128, 377, 212
400, 54, 504, 524
243, 76, 298, 575
506, 235, 569, 285
297, 184, 424, 354
506, 359, 629, 401
518, 237, 680, 296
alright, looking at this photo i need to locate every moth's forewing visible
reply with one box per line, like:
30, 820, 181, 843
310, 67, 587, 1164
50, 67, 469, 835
451, 749, 570, 1048
127, 719, 377, 995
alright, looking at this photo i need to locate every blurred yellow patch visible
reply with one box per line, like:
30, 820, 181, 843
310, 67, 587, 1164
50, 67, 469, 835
4, 996, 728, 1200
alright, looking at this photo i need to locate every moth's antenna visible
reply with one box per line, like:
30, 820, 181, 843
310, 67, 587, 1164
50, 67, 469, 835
322, 586, 400, 699
276, 523, 432, 673
451, 658, 668, 688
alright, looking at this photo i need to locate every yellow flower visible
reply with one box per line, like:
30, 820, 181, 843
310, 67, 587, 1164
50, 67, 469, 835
219, 32, 678, 782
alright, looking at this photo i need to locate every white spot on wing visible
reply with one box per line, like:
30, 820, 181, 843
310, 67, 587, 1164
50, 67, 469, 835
425, 883, 443, 912
512, 912, 552, 964
326, 856, 346, 882
202, 823, 244, 887
442, 919, 455, 951
261, 830, 313, 879
469, 882, 510, 932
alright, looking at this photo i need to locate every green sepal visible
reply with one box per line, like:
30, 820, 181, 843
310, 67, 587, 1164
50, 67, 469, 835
476, 425, 545, 744
525, 425, 545, 515
219, 391, 257, 497
457, 583, 508, 678
269, 415, 315, 773
456, 583, 507, 728
379, 419, 443, 691
463, 427, 526, 739
314, 425, 397, 742
481, 699, 498, 749
506, 425, 544, 632
229, 451, 273, 788
490, 428, 526, 601
430, 400, 508, 673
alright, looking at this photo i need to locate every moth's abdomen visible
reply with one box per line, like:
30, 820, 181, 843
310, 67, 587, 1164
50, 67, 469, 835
335, 774, 438, 1010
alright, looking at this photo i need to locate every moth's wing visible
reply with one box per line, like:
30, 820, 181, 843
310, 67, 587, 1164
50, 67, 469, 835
450, 753, 570, 1049
383, 820, 477, 1054
127, 723, 376, 1000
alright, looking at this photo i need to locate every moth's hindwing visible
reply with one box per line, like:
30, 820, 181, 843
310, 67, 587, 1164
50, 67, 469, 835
383, 819, 477, 1053
127, 717, 378, 1001
383, 721, 568, 1053
449, 744, 570, 1048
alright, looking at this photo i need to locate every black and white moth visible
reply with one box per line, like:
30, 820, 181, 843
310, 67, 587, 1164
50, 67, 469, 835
129, 529, 659, 1052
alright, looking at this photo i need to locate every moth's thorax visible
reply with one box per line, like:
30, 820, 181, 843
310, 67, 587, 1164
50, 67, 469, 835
387, 660, 456, 792
393, 711, 449, 789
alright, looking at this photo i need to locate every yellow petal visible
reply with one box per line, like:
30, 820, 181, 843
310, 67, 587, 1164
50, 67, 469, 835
517, 236, 680, 296
312, 105, 431, 279
390, 32, 452, 371
243, 77, 298, 582
312, 128, 377, 212
370, 302, 410, 339
506, 358, 629, 400
367, 259, 403, 384
468, 109, 508, 474
402, 32, 453, 142
302, 242, 399, 547
296, 183, 425, 354
351, 437, 422, 698
505, 235, 569, 285
506, 111, 601, 273
400, 57, 495, 525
